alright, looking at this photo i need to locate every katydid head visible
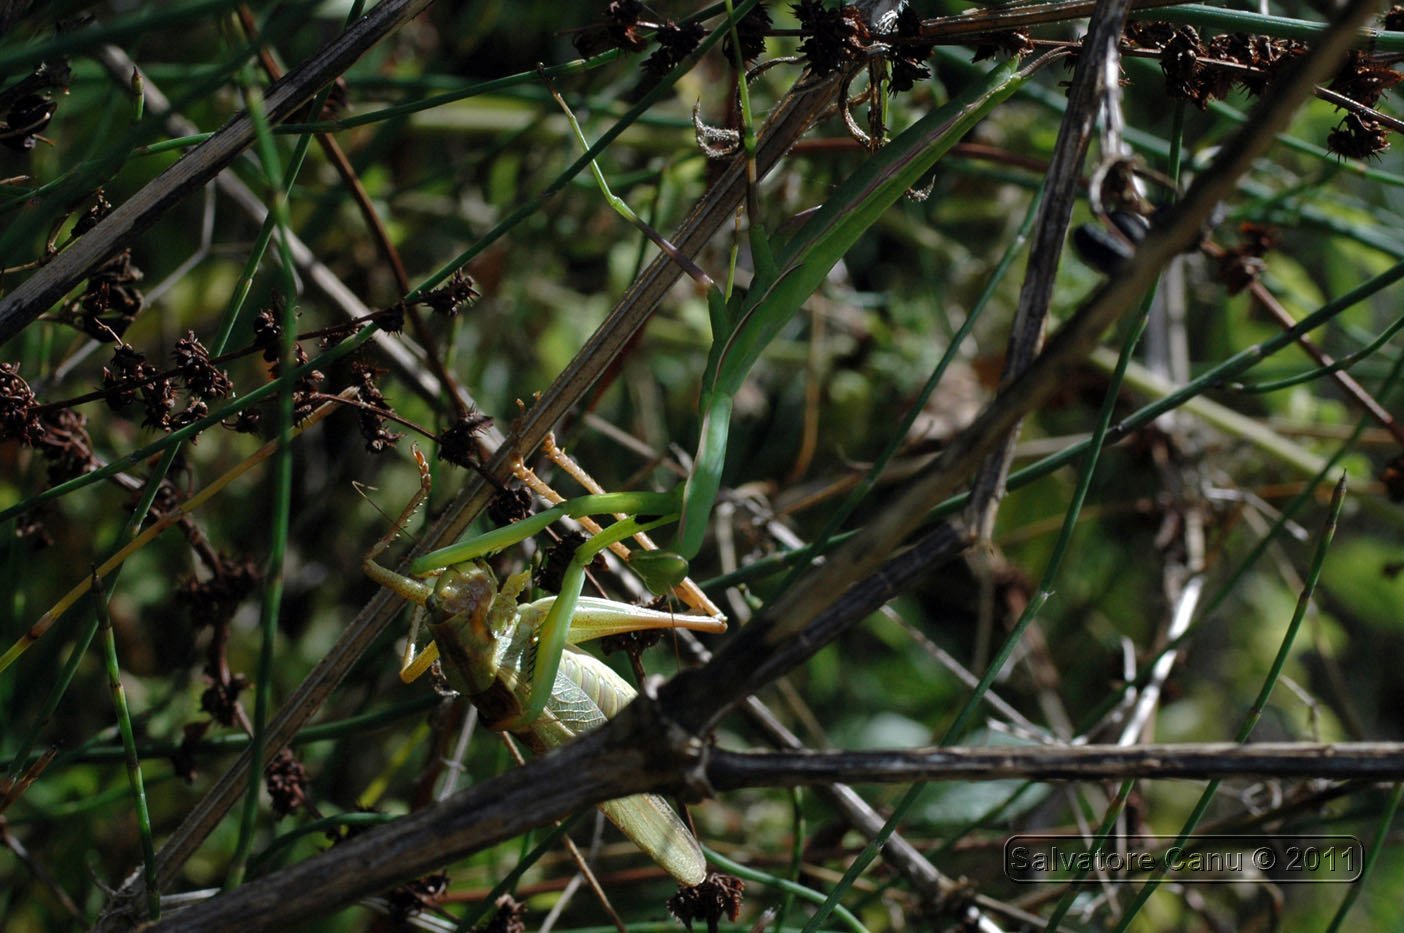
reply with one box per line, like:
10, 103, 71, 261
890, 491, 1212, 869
425, 561, 499, 651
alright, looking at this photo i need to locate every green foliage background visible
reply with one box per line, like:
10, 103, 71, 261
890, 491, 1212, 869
3, 0, 1404, 929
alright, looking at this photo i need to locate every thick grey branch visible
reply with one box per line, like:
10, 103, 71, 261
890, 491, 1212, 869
707, 742, 1404, 787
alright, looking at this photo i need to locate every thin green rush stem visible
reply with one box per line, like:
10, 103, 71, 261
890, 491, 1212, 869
407, 0, 758, 300
1123, 56, 1404, 193
1144, 3, 1404, 51
1235, 307, 1404, 393
249, 811, 398, 875
959, 312, 1153, 727
1114, 473, 1348, 930
1045, 778, 1137, 930
93, 577, 159, 920
1073, 421, 1358, 738
1046, 422, 1369, 919
409, 491, 676, 572
283, 50, 625, 134
548, 71, 715, 289
7, 773, 177, 824
703, 846, 868, 933
3, 58, 333, 831
773, 787, 806, 933
229, 65, 304, 891
725, 0, 760, 180
0, 323, 378, 527
4, 446, 179, 783
1027, 57, 1404, 240
278, 1, 736, 134
940, 289, 1151, 747
806, 227, 1160, 931
2, 693, 439, 772
454, 815, 583, 932
0, 56, 373, 531
0, 34, 259, 250
134, 133, 215, 156
0, 0, 246, 73
780, 184, 1046, 595
1199, 339, 1404, 626
798, 607, 1057, 930
706, 253, 1404, 593
1074, 311, 1404, 743
1326, 783, 1404, 932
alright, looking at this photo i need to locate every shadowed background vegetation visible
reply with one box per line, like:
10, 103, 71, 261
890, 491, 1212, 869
3, 0, 1404, 929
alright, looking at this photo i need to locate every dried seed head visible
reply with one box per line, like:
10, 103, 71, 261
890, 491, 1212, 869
1382, 452, 1404, 501
723, 1, 771, 63
1, 93, 56, 152
199, 673, 249, 726
173, 331, 233, 401
72, 190, 112, 238
71, 250, 144, 341
351, 362, 401, 454
423, 269, 480, 317
793, 0, 870, 76
264, 748, 310, 818
35, 407, 96, 483
252, 306, 282, 362
573, 1, 649, 58
1327, 112, 1391, 160
643, 20, 707, 77
1216, 222, 1278, 294
102, 345, 153, 411
437, 408, 494, 468
477, 894, 526, 933
972, 29, 1033, 64
486, 485, 533, 525
168, 400, 208, 434
600, 625, 665, 658
1125, 21, 1178, 49
227, 407, 263, 436
171, 721, 211, 782
384, 872, 452, 923
140, 372, 177, 431
377, 299, 406, 334
667, 872, 745, 928
1159, 27, 1231, 109
1329, 50, 1404, 108
0, 362, 44, 445
538, 530, 598, 593
177, 552, 261, 630
15, 505, 54, 550
887, 7, 937, 93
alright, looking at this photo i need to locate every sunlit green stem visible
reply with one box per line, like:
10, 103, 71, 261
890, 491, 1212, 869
1113, 475, 1347, 929
516, 512, 680, 727
95, 577, 159, 921
408, 491, 679, 574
